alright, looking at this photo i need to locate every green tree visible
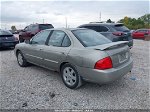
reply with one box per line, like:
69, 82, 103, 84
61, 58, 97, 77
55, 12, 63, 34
11, 26, 17, 31
106, 19, 112, 23
117, 14, 150, 29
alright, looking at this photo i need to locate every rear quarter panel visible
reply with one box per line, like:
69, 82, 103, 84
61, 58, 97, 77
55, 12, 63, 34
67, 48, 108, 68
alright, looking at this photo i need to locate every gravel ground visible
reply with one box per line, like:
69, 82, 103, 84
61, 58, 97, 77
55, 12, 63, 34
0, 39, 149, 109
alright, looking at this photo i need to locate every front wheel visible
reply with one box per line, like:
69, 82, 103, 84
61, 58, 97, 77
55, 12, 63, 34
17, 51, 28, 67
19, 36, 24, 43
61, 64, 83, 89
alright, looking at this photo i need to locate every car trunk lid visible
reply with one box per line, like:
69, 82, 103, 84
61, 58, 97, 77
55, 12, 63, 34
88, 41, 130, 68
0, 35, 15, 42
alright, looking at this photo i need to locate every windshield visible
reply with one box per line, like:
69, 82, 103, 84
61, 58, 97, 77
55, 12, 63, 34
39, 24, 54, 30
0, 30, 13, 36
72, 29, 111, 47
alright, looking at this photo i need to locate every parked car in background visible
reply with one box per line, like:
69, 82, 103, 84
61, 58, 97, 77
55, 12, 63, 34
9, 30, 19, 34
0, 29, 19, 49
78, 22, 133, 48
132, 29, 150, 39
19, 23, 54, 42
15, 28, 133, 89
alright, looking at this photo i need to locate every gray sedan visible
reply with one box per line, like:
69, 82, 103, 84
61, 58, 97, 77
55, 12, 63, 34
14, 28, 133, 89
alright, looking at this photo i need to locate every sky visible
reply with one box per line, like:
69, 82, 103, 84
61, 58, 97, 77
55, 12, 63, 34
0, 0, 149, 30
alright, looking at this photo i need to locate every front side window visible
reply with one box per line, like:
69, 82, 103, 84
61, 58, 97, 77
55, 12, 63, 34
31, 30, 50, 45
24, 26, 29, 31
48, 30, 68, 47
72, 29, 111, 47
138, 30, 147, 33
31, 25, 38, 31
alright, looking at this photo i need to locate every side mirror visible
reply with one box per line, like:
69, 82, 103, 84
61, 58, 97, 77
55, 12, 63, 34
24, 40, 30, 44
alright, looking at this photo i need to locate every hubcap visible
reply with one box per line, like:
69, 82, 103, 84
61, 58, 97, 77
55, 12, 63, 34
17, 53, 23, 65
63, 67, 77, 86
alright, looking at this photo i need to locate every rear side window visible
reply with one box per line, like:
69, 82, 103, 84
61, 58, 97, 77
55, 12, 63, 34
113, 24, 129, 32
72, 29, 111, 47
81, 25, 108, 32
83, 26, 101, 32
39, 24, 54, 30
100, 26, 109, 32
61, 35, 71, 47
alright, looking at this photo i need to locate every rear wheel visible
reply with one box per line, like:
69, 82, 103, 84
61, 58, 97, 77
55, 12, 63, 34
17, 51, 28, 67
61, 64, 83, 89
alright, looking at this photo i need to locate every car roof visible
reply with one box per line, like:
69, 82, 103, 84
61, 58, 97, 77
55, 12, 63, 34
45, 28, 87, 31
137, 29, 150, 30
29, 23, 53, 26
79, 23, 123, 26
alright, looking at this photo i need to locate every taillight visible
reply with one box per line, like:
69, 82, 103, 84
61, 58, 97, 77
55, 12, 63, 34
113, 32, 124, 36
145, 31, 149, 35
94, 57, 113, 70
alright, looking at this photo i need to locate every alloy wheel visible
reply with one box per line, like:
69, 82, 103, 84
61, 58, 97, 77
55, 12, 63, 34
63, 67, 77, 86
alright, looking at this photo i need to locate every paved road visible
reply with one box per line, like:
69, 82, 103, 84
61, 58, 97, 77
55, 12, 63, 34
0, 39, 149, 109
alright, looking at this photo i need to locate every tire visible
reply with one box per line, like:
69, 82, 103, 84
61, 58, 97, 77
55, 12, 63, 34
61, 63, 83, 89
17, 51, 28, 67
31, 34, 34, 37
19, 36, 24, 43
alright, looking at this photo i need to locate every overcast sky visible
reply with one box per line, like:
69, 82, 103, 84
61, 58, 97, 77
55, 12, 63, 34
0, 0, 149, 30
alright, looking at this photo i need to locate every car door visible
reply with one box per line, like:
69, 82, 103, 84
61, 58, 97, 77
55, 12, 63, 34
24, 30, 51, 65
41, 30, 72, 71
25, 25, 33, 40
133, 30, 145, 38
21, 26, 29, 39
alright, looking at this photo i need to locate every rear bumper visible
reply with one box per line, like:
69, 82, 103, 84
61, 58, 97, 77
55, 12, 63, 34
0, 41, 19, 48
77, 58, 133, 84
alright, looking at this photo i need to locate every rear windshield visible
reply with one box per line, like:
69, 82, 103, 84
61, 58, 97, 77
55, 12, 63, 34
72, 29, 111, 47
113, 24, 129, 32
0, 30, 12, 36
39, 24, 54, 30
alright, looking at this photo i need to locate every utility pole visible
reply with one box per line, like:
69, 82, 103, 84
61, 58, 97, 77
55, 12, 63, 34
65, 17, 67, 28
5, 24, 7, 30
99, 12, 101, 22
43, 19, 44, 24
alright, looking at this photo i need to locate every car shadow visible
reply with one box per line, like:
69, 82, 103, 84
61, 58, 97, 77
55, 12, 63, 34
26, 63, 128, 92
0, 47, 14, 51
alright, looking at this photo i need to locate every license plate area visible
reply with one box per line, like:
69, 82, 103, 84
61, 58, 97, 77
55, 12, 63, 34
118, 52, 128, 63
